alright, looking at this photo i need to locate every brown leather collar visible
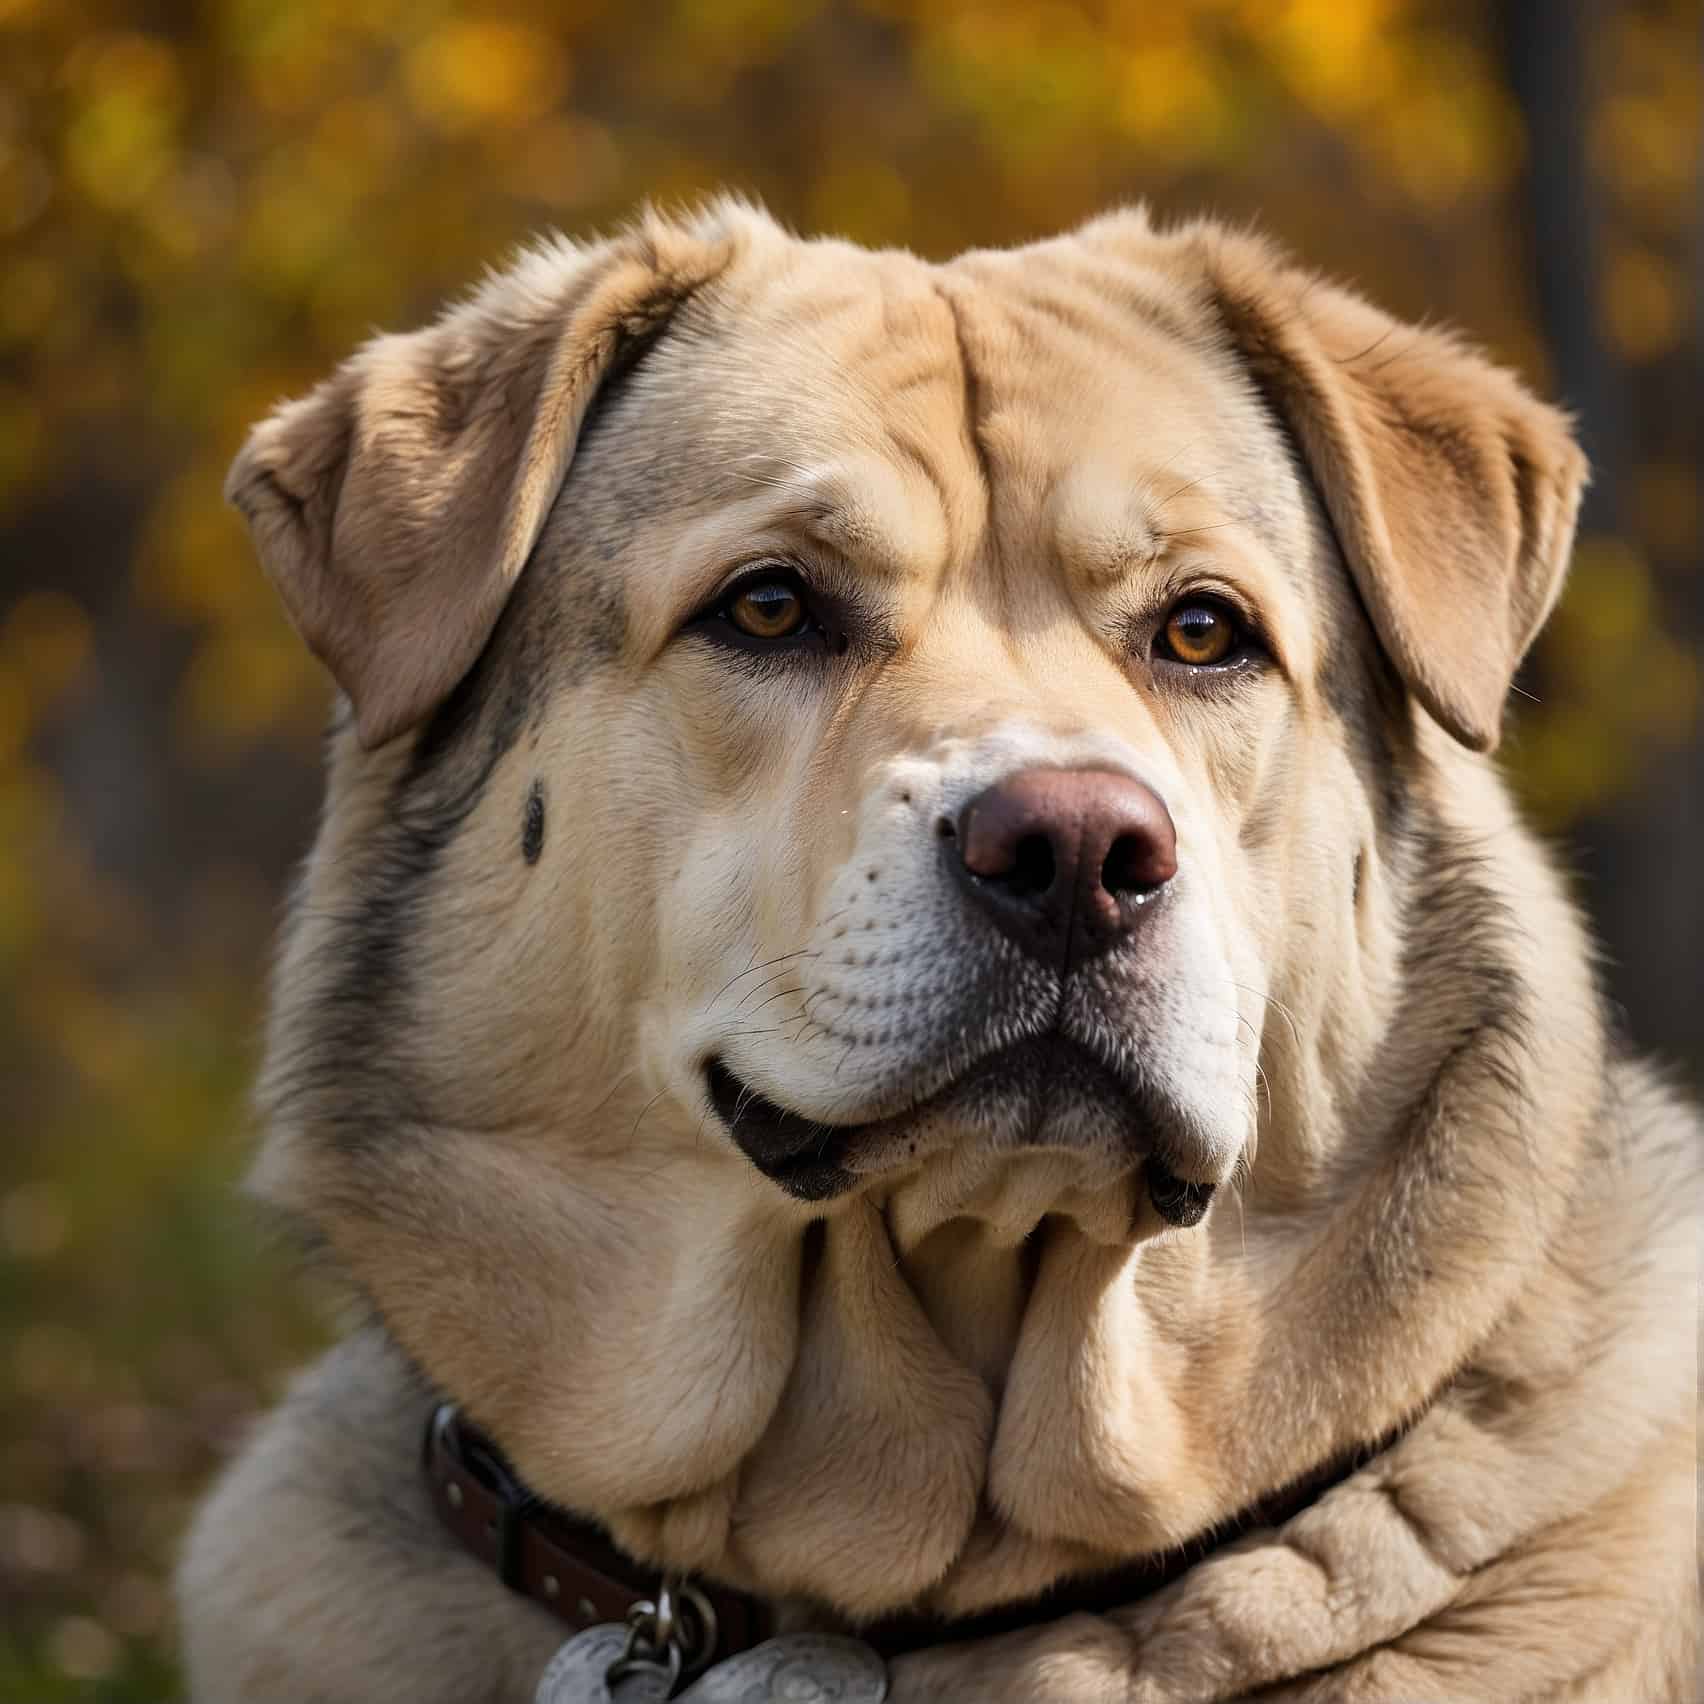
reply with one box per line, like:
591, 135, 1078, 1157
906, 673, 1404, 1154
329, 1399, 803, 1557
425, 1400, 1405, 1666
423, 1404, 769, 1661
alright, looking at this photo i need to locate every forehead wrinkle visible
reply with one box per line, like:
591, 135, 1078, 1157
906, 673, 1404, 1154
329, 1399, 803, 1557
1050, 465, 1167, 587
805, 462, 944, 587
953, 241, 1297, 539
949, 267, 1324, 659
672, 259, 968, 573
718, 458, 939, 590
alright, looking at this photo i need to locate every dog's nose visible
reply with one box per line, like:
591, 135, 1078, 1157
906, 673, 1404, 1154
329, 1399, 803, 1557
950, 768, 1177, 972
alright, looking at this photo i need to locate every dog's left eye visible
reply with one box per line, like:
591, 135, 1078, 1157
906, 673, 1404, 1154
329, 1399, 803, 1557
1153, 599, 1250, 669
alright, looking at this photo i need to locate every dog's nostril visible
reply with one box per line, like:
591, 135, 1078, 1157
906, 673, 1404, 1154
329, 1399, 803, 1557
951, 769, 1177, 970
1103, 831, 1169, 898
935, 817, 956, 840
1009, 833, 1055, 897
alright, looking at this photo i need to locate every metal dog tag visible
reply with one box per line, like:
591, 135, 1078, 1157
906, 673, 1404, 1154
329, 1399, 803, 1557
676, 1635, 887, 1703
534, 1625, 678, 1704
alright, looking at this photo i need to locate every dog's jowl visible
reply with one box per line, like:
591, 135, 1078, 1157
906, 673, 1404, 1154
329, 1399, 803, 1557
178, 203, 1702, 1704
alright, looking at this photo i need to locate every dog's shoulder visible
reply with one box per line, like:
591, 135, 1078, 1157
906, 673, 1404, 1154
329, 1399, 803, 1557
176, 1330, 563, 1704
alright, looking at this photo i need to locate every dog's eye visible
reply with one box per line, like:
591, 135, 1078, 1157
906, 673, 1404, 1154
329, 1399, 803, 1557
690, 565, 836, 658
685, 564, 863, 664
1155, 600, 1244, 668
727, 578, 808, 640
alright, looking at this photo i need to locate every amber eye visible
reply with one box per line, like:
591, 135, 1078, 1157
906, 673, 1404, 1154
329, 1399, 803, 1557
727, 578, 808, 640
1158, 601, 1239, 667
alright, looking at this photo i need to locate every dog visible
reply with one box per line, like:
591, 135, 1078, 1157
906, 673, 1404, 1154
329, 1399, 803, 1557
177, 199, 1701, 1702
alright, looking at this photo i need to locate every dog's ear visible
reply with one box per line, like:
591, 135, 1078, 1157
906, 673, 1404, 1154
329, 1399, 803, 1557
227, 220, 733, 748
1200, 230, 1588, 752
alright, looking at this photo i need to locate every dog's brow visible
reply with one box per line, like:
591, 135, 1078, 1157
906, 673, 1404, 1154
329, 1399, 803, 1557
1052, 484, 1166, 585
801, 500, 912, 584
757, 459, 943, 586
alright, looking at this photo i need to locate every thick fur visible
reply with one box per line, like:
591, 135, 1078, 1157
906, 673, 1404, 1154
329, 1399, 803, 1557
179, 201, 1701, 1702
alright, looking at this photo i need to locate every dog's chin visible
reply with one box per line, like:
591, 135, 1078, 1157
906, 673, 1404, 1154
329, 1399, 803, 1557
705, 1039, 1219, 1228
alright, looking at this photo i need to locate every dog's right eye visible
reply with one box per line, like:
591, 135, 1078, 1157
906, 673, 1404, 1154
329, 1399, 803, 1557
689, 564, 839, 657
727, 578, 808, 640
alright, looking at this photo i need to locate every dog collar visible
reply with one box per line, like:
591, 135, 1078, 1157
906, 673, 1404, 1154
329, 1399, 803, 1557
423, 1403, 769, 1664
425, 1399, 1408, 1669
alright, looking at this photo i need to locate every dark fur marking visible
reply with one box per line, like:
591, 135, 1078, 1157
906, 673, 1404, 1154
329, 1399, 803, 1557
276, 630, 535, 1160
522, 780, 546, 864
272, 296, 702, 1161
1319, 613, 1413, 838
1379, 818, 1541, 1199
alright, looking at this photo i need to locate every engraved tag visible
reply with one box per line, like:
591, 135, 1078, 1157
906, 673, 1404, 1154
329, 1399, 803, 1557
534, 1625, 679, 1704
676, 1634, 888, 1703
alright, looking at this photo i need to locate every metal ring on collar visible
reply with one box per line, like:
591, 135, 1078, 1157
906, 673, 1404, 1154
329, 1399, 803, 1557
606, 1576, 718, 1688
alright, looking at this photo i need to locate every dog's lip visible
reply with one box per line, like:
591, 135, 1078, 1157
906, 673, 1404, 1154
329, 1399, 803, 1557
705, 1057, 852, 1202
705, 1045, 1217, 1224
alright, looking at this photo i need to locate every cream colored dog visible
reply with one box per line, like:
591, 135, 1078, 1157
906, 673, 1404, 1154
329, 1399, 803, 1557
178, 200, 1701, 1702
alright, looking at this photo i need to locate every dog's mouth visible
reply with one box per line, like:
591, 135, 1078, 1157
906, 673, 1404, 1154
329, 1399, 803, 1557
706, 1057, 854, 1204
705, 1043, 1216, 1226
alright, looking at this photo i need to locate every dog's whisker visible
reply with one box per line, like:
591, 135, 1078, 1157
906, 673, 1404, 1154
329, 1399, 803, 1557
734, 958, 822, 1012
713, 948, 820, 1008
581, 1068, 638, 1127
1131, 436, 1201, 513
1156, 520, 1239, 538
1253, 1062, 1272, 1116
626, 1089, 668, 1145
1225, 979, 1306, 1055
1154, 468, 1222, 513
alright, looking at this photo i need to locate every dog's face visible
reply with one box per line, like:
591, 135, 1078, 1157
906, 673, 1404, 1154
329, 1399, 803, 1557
235, 203, 1587, 1613
570, 239, 1322, 1232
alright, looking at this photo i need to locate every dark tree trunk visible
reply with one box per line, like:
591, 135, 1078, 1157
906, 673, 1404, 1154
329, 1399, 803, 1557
1499, 0, 1703, 1083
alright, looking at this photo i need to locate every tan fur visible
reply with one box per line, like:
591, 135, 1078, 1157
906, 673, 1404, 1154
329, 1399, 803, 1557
179, 201, 1701, 1702
227, 210, 735, 747
1177, 219, 1588, 752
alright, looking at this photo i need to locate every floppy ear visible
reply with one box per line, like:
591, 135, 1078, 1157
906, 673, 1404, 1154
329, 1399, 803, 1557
1200, 230, 1588, 751
227, 219, 732, 748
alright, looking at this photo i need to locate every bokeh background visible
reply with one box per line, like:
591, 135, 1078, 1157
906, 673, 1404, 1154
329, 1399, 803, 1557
1, 0, 1697, 1694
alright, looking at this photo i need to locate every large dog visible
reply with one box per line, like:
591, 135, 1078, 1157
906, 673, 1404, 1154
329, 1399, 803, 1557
178, 201, 1701, 1702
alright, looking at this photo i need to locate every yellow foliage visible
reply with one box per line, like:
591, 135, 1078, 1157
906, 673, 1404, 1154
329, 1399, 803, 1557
1, 590, 93, 706
1603, 245, 1688, 361
404, 21, 572, 133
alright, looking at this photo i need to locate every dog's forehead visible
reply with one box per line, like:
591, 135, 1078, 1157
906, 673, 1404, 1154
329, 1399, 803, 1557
560, 236, 973, 581
578, 228, 1315, 613
680, 238, 973, 491
937, 240, 1309, 562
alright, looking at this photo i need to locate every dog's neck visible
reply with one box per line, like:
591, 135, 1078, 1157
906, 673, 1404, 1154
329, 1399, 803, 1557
423, 1393, 1422, 1668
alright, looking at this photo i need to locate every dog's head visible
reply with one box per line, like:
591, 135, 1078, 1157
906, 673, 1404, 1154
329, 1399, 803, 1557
235, 202, 1588, 1612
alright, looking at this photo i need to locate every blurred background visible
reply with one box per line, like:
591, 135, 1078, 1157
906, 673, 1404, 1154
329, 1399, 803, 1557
0, 0, 1696, 1694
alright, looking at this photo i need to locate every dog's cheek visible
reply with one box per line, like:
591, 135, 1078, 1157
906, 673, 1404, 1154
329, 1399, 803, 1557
654, 664, 850, 950
1166, 691, 1313, 1024
403, 765, 649, 1127
1245, 734, 1372, 990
